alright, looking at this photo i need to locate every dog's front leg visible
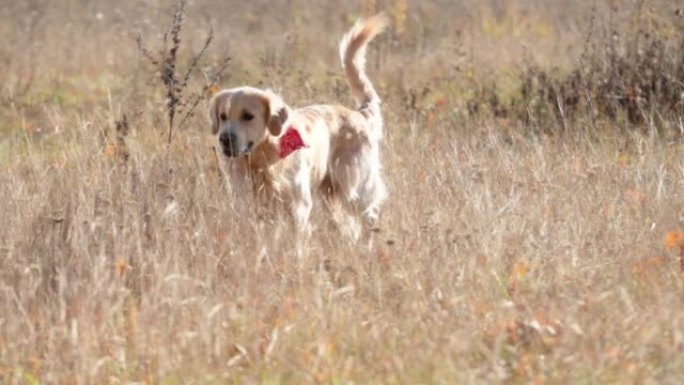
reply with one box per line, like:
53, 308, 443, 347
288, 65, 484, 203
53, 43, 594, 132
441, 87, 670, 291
292, 198, 312, 235
289, 168, 313, 256
227, 164, 252, 218
288, 198, 312, 259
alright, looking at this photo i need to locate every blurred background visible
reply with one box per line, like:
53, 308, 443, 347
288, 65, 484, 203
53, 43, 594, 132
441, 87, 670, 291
1, 0, 680, 139
1, 2, 684, 383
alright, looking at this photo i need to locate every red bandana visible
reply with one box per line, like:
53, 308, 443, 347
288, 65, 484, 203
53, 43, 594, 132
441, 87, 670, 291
279, 126, 308, 158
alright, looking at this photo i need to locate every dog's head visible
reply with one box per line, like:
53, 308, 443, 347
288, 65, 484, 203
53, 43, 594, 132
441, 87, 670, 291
209, 87, 289, 157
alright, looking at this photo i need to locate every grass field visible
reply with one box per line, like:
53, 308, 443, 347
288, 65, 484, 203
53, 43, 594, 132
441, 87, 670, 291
1, 1, 684, 383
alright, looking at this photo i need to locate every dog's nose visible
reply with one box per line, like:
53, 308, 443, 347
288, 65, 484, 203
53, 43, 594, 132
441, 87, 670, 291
219, 132, 237, 147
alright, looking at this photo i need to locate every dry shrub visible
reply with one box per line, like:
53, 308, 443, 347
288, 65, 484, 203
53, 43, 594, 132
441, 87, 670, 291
136, 0, 231, 144
469, 5, 684, 133
2, 1, 684, 384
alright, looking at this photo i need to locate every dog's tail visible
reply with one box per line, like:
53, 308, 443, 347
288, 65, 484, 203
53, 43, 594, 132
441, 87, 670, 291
339, 13, 388, 118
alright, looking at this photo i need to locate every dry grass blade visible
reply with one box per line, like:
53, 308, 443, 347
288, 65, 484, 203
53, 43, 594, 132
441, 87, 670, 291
1, 1, 684, 384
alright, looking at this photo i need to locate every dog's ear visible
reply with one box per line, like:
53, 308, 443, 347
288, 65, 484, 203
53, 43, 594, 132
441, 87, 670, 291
208, 91, 231, 135
262, 91, 289, 137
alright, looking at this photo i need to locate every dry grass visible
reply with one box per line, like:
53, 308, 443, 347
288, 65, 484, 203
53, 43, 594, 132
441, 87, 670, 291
1, 1, 684, 384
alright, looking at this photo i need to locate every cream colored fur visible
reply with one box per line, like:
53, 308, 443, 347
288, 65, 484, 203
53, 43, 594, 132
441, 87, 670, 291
208, 14, 389, 243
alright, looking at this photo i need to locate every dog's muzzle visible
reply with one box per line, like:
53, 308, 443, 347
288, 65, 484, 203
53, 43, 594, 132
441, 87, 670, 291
219, 132, 254, 157
219, 131, 239, 157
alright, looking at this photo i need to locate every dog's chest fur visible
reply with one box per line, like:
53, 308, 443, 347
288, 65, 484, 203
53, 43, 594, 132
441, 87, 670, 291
227, 105, 370, 208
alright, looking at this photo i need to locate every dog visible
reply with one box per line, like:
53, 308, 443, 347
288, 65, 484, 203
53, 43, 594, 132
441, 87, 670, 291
209, 14, 388, 243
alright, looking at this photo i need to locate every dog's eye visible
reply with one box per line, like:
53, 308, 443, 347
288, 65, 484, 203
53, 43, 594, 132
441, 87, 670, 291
219, 113, 227, 121
241, 111, 254, 121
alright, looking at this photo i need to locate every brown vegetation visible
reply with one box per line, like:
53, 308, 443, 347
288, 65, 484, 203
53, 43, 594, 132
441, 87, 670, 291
1, 0, 683, 383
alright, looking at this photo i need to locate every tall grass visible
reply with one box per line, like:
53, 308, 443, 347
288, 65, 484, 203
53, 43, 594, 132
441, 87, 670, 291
1, 1, 684, 383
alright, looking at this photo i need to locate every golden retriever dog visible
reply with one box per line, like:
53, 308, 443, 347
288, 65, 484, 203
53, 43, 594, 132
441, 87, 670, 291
209, 14, 388, 244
